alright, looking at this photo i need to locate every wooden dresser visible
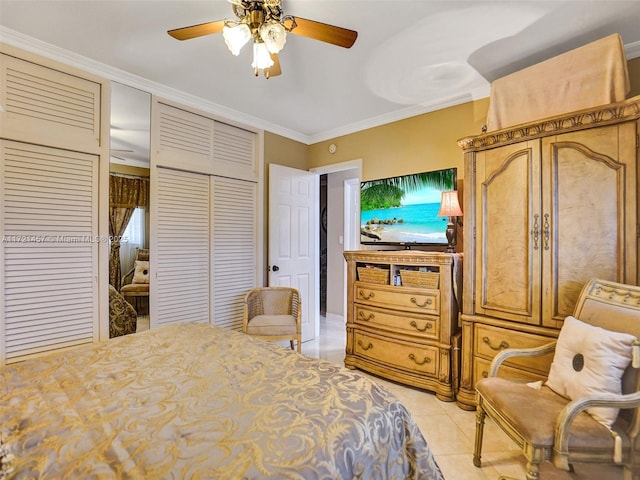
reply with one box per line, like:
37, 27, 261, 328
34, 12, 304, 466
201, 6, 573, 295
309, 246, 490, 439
456, 96, 640, 410
344, 250, 461, 402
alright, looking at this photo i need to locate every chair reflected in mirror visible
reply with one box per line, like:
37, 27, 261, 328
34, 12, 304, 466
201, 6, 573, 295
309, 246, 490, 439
120, 248, 149, 317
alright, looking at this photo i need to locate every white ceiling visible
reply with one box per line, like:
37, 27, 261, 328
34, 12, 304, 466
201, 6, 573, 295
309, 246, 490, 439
1, 0, 640, 146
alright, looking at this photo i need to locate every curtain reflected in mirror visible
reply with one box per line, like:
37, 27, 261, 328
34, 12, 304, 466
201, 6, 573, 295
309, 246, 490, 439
109, 82, 151, 336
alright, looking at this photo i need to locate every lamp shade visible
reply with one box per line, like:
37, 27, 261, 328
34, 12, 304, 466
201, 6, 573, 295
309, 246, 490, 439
251, 42, 275, 70
437, 190, 463, 217
222, 23, 251, 56
260, 21, 287, 54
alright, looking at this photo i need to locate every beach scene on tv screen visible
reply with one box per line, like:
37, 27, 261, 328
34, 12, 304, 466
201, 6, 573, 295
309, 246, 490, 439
360, 171, 454, 244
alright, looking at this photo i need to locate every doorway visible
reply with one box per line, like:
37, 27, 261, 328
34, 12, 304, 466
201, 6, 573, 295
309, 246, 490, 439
311, 160, 361, 323
320, 174, 328, 315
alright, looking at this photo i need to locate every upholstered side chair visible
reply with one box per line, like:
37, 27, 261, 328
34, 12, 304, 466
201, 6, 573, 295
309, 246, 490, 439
474, 278, 640, 480
243, 287, 302, 352
120, 248, 149, 314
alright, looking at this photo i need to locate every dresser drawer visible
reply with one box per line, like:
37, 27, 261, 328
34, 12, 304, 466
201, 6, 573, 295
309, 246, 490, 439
354, 331, 438, 376
354, 282, 439, 315
474, 324, 555, 375
474, 356, 547, 383
354, 305, 439, 339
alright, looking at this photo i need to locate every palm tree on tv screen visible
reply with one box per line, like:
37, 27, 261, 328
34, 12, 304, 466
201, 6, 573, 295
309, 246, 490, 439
361, 169, 455, 211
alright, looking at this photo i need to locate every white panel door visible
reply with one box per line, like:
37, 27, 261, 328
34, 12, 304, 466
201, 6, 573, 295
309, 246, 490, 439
268, 164, 318, 342
1, 140, 98, 364
152, 168, 210, 326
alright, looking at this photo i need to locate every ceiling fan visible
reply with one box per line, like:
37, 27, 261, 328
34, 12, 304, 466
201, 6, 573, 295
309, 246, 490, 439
168, 0, 358, 78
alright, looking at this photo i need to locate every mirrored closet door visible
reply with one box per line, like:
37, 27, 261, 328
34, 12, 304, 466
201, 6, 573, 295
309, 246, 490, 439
108, 82, 151, 336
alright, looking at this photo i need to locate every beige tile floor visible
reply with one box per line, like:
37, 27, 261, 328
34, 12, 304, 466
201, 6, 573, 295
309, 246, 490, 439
302, 316, 624, 480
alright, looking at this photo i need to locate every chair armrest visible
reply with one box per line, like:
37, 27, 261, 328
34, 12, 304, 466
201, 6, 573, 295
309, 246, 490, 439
488, 341, 557, 377
554, 391, 640, 470
121, 266, 135, 286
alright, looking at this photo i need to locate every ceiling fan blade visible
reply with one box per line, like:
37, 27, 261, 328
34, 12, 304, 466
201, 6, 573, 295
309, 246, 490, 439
168, 20, 226, 41
285, 17, 357, 48
264, 53, 282, 79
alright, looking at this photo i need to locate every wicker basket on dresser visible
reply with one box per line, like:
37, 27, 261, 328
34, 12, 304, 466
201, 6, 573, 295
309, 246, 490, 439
344, 250, 461, 402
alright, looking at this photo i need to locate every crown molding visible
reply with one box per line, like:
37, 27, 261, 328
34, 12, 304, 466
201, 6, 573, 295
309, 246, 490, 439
2, 26, 638, 146
626, 39, 640, 60
306, 85, 491, 144
0, 27, 308, 143
0, 26, 491, 145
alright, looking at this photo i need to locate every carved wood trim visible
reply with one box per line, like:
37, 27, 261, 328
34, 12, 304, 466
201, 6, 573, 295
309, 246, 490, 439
458, 95, 640, 151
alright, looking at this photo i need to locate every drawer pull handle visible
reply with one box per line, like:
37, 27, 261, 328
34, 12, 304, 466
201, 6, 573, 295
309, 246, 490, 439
410, 297, 433, 308
482, 336, 509, 351
358, 311, 374, 321
359, 290, 375, 300
410, 320, 433, 332
358, 340, 374, 351
409, 353, 432, 366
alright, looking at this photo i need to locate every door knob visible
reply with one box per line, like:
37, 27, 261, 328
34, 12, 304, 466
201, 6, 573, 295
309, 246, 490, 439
272, 265, 280, 272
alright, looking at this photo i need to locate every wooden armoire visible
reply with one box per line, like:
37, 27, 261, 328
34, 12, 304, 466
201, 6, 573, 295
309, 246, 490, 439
456, 96, 640, 410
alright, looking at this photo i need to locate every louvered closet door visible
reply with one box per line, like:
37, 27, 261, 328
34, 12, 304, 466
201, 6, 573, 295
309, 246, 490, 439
155, 102, 214, 174
211, 176, 258, 330
212, 121, 257, 181
1, 140, 98, 364
154, 168, 210, 326
0, 54, 101, 153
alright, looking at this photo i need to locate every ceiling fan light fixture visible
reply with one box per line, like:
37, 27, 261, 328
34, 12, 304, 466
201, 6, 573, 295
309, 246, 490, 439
260, 21, 287, 54
252, 41, 275, 71
222, 22, 251, 56
169, 0, 358, 78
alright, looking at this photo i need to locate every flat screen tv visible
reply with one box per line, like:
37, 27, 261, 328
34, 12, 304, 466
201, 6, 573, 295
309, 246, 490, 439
360, 167, 457, 248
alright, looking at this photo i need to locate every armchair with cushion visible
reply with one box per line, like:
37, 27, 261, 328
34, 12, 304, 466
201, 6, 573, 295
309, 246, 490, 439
242, 287, 302, 352
120, 248, 149, 314
474, 278, 640, 480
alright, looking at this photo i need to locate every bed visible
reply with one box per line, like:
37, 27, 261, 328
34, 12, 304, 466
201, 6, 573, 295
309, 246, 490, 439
1, 322, 444, 479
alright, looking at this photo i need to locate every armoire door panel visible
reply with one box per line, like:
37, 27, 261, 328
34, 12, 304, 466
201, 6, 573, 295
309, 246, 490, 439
475, 140, 541, 324
542, 124, 637, 327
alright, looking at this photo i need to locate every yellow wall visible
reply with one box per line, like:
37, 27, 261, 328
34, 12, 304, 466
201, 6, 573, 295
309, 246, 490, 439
263, 57, 640, 261
109, 163, 150, 177
302, 57, 640, 182
264, 132, 309, 173
629, 57, 640, 98
307, 98, 489, 182
261, 132, 308, 282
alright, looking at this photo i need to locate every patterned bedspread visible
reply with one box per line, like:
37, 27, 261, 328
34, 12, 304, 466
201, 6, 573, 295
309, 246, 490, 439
2, 322, 444, 479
